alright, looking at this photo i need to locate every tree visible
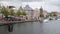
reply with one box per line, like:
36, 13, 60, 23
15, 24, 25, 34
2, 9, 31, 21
9, 9, 15, 16
49, 13, 52, 17
16, 10, 27, 16
21, 11, 26, 16
16, 10, 22, 16
49, 13, 57, 17
40, 13, 44, 18
1, 6, 9, 18
53, 13, 57, 17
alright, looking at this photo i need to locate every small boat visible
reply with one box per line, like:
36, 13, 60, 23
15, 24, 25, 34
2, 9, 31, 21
43, 19, 49, 23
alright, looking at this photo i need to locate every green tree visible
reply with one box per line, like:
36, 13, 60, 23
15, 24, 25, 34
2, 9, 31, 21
53, 14, 57, 17
49, 13, 57, 17
1, 6, 9, 18
16, 10, 22, 16
49, 13, 52, 17
21, 11, 26, 16
9, 9, 15, 16
40, 13, 44, 17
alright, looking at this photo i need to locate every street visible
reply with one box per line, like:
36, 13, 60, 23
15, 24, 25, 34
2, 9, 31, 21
0, 20, 60, 34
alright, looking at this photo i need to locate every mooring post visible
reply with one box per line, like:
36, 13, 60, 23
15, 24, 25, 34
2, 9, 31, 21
7, 24, 13, 32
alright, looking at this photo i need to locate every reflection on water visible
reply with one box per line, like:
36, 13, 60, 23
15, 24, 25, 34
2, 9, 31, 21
0, 20, 60, 34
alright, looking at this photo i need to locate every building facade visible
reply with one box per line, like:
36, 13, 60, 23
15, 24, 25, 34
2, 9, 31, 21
33, 8, 40, 20
23, 5, 33, 20
40, 7, 48, 18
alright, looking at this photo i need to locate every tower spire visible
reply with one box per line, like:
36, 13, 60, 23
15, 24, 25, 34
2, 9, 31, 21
40, 6, 43, 12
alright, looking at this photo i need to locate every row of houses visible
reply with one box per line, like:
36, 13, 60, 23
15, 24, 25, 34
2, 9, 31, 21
0, 5, 48, 20
18, 5, 48, 20
0, 4, 60, 20
50, 11, 60, 17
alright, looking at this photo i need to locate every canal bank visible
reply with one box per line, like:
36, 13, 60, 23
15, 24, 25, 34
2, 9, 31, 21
0, 20, 60, 34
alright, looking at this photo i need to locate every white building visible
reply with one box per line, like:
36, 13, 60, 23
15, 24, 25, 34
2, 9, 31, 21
23, 5, 33, 19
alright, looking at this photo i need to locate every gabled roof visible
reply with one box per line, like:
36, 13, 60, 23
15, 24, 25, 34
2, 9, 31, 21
19, 6, 23, 10
24, 5, 33, 11
40, 6, 43, 10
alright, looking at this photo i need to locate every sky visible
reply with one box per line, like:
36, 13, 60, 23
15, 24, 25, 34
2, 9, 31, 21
0, 0, 60, 12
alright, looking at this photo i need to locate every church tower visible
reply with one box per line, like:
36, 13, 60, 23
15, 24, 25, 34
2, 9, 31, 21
40, 6, 43, 14
40, 6, 44, 17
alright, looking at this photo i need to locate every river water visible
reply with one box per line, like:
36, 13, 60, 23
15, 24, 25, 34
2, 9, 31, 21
0, 20, 60, 34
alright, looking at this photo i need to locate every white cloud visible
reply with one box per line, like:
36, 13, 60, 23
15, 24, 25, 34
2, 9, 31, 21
45, 0, 60, 5
0, 0, 60, 12
22, 2, 59, 12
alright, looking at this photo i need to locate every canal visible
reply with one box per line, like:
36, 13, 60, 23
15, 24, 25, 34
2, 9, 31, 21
0, 20, 60, 34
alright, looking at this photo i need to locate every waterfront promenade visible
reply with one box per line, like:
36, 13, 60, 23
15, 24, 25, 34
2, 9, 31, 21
0, 20, 60, 34
0, 20, 40, 25
0, 20, 40, 32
